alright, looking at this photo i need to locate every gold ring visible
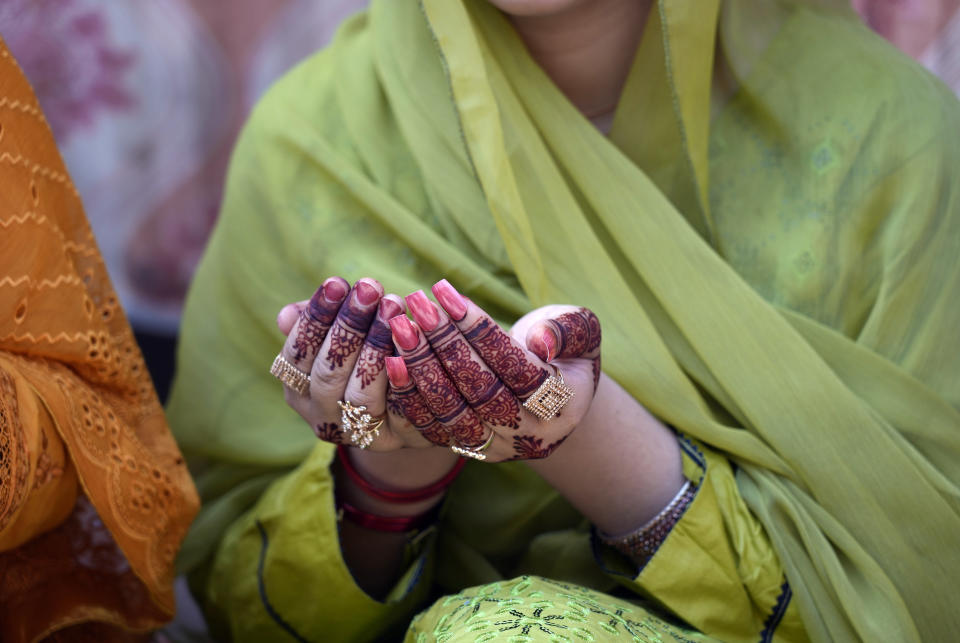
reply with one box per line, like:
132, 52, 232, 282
523, 371, 574, 421
270, 354, 311, 396
450, 431, 495, 461
338, 400, 385, 449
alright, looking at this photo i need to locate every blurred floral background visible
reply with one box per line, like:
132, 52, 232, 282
0, 0, 957, 399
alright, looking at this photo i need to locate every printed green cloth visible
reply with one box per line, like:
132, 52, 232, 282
405, 576, 711, 643
167, 0, 960, 641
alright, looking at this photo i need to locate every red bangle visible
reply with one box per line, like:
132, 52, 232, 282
337, 500, 439, 533
337, 444, 466, 503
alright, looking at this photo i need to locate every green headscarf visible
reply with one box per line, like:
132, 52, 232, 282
169, 1, 960, 640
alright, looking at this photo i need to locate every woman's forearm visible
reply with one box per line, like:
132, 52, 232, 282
334, 373, 683, 594
525, 373, 685, 536
333, 447, 460, 597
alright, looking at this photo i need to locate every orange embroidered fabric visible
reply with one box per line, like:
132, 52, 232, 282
0, 38, 199, 643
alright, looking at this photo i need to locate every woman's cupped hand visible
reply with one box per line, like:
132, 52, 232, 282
274, 277, 600, 462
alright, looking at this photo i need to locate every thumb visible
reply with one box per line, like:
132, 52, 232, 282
524, 308, 601, 362
276, 300, 308, 336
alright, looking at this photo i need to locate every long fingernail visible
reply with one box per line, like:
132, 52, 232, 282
431, 279, 467, 321
389, 315, 420, 350
384, 356, 409, 387
377, 297, 403, 322
355, 279, 381, 306
529, 328, 558, 362
322, 277, 348, 304
405, 290, 439, 331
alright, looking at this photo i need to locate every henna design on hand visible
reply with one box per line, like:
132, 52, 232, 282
548, 308, 602, 392
326, 324, 365, 370
291, 283, 344, 361
448, 412, 487, 448
403, 343, 485, 447
324, 284, 380, 370
314, 422, 344, 443
472, 382, 521, 429
354, 346, 384, 389
547, 308, 601, 359
592, 356, 602, 392
435, 339, 496, 403
463, 317, 548, 399
353, 316, 393, 389
431, 326, 522, 428
386, 387, 404, 417
404, 345, 469, 421
512, 434, 568, 460
386, 383, 450, 446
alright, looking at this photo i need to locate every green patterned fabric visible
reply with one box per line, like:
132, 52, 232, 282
406, 576, 714, 643
167, 0, 960, 641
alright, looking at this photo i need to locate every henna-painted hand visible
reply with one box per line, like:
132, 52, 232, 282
387, 280, 601, 462
275, 277, 453, 450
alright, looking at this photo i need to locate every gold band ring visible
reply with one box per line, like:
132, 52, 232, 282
270, 354, 311, 396
338, 400, 385, 449
450, 430, 495, 461
523, 370, 574, 421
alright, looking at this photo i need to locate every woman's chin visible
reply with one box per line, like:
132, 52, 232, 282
486, 0, 589, 18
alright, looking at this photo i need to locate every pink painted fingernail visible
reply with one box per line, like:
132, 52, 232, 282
378, 297, 403, 322
389, 315, 420, 350
529, 328, 558, 362
354, 279, 381, 306
384, 356, 409, 387
405, 290, 439, 331
432, 279, 467, 321
322, 277, 348, 303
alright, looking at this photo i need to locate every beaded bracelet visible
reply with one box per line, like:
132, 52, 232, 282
337, 444, 466, 503
599, 480, 697, 566
336, 499, 440, 533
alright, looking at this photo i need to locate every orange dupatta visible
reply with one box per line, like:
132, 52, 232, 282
0, 40, 198, 642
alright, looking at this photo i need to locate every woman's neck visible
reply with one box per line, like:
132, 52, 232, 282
508, 0, 652, 119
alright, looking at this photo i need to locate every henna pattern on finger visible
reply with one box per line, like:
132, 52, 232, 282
292, 283, 345, 361
354, 318, 393, 388
586, 310, 602, 353
547, 308, 602, 392
404, 344, 470, 421
435, 339, 496, 403
451, 412, 487, 448
419, 422, 451, 446
472, 383, 521, 429
386, 388, 404, 417
424, 320, 521, 429
354, 346, 385, 389
386, 383, 450, 446
326, 324, 365, 370
403, 342, 486, 446
324, 284, 381, 370
293, 313, 328, 362
354, 299, 402, 389
463, 317, 548, 399
512, 434, 568, 460
548, 308, 602, 359
313, 422, 344, 443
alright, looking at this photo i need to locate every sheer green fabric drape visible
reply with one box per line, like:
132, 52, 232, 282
169, 0, 960, 640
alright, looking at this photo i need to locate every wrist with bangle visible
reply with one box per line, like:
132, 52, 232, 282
598, 479, 697, 565
335, 445, 466, 533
